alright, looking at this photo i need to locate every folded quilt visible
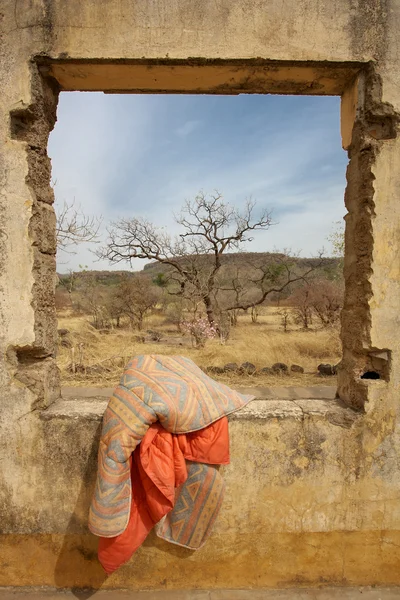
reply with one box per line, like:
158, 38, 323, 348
89, 354, 254, 540
98, 417, 229, 574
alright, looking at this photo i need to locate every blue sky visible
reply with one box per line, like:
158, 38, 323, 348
48, 92, 348, 272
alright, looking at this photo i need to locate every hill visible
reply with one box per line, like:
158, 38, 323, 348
57, 252, 341, 287
142, 251, 339, 277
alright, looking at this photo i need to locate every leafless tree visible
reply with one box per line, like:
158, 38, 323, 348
105, 294, 125, 328
309, 279, 343, 327
112, 275, 160, 330
277, 307, 292, 332
78, 271, 110, 329
58, 268, 77, 308
99, 192, 273, 330
289, 284, 314, 329
56, 199, 102, 253
216, 252, 325, 320
289, 278, 343, 330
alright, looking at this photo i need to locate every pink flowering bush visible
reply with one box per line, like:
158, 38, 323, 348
181, 317, 217, 348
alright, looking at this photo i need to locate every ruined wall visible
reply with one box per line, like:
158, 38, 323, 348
4, 391, 400, 589
1, 0, 400, 590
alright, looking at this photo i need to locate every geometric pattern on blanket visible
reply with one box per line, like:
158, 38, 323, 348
155, 461, 225, 549
89, 354, 254, 538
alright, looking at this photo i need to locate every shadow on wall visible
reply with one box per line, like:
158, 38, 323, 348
53, 422, 107, 594
52, 419, 195, 594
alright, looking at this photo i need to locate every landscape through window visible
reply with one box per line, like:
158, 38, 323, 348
49, 93, 347, 387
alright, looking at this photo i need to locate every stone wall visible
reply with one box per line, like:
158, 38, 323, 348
5, 386, 400, 589
0, 0, 400, 590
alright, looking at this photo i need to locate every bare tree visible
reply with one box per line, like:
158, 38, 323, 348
309, 279, 343, 327
99, 192, 273, 330
78, 271, 110, 329
112, 275, 160, 330
278, 307, 292, 332
105, 293, 125, 328
57, 269, 77, 308
216, 252, 325, 319
56, 199, 102, 253
290, 278, 343, 330
290, 284, 314, 329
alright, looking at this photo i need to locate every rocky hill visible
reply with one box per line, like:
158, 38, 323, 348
58, 252, 341, 286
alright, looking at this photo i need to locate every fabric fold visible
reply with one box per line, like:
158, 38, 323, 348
98, 417, 228, 574
89, 354, 254, 573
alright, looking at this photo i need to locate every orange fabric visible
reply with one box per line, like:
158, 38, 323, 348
98, 416, 229, 574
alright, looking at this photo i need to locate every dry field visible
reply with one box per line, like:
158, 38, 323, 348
57, 307, 341, 388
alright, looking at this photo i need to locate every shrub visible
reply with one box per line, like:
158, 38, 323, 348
181, 318, 217, 348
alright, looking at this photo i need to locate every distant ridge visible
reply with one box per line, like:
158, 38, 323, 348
58, 252, 340, 284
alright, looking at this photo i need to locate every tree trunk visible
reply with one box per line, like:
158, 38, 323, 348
203, 295, 219, 332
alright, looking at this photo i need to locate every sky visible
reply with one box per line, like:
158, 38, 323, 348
48, 92, 348, 273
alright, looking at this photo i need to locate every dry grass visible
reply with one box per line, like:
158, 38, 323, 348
57, 307, 340, 388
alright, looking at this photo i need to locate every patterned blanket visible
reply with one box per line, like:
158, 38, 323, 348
97, 418, 229, 574
89, 355, 254, 539
155, 460, 225, 549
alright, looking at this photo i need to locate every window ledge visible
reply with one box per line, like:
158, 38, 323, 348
40, 385, 359, 429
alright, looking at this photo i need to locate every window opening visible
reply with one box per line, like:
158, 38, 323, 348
48, 92, 347, 391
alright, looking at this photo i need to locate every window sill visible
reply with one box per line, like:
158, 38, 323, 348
41, 385, 358, 429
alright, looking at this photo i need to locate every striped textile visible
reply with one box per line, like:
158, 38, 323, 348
89, 355, 254, 538
155, 461, 225, 549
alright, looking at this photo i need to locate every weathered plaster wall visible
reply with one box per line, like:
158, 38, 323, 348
8, 0, 391, 62
4, 390, 400, 589
1, 0, 400, 590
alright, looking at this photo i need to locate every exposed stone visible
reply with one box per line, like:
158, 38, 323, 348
57, 329, 70, 337
272, 362, 289, 373
260, 367, 275, 375
13, 356, 60, 410
224, 362, 239, 372
318, 363, 337, 376
32, 250, 58, 355
30, 201, 57, 255
291, 364, 305, 373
